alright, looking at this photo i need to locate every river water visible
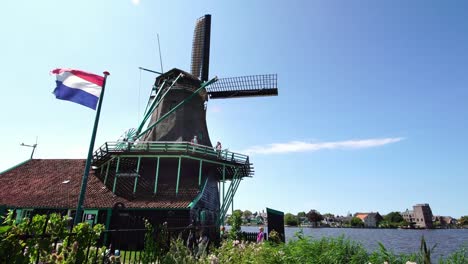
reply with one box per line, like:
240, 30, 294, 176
240, 226, 468, 260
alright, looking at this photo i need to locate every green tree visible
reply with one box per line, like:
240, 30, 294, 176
233, 209, 243, 216
227, 210, 243, 239
306, 210, 324, 227
351, 217, 364, 227
284, 213, 299, 226
384, 212, 404, 223
459, 216, 468, 226
227, 209, 243, 224
297, 211, 306, 218
243, 210, 252, 220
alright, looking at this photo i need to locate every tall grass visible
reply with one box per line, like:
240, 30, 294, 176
188, 232, 467, 264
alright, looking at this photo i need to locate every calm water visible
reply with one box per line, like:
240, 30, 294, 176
240, 226, 468, 260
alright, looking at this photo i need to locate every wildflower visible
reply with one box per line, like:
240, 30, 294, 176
208, 254, 219, 264
405, 262, 417, 264
233, 240, 240, 246
57, 254, 64, 262
51, 253, 58, 261
239, 242, 246, 250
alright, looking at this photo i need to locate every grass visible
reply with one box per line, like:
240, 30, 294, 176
194, 232, 468, 264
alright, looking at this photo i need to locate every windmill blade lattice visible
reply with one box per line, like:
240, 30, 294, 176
191, 15, 211, 81
206, 74, 278, 99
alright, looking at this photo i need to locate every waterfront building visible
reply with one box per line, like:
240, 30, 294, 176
402, 203, 433, 228
354, 212, 383, 228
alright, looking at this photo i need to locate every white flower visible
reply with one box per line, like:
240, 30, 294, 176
208, 254, 219, 264
405, 262, 417, 264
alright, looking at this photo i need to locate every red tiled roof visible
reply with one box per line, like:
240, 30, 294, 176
0, 159, 196, 209
355, 213, 368, 221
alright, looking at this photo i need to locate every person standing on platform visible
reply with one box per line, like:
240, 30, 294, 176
215, 141, 222, 158
191, 135, 198, 152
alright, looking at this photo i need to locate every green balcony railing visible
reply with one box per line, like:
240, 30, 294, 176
92, 141, 250, 165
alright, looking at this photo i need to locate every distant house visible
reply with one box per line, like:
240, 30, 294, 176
354, 212, 383, 228
433, 215, 457, 227
335, 215, 353, 227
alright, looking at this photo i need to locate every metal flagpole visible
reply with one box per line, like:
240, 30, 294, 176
73, 71, 110, 226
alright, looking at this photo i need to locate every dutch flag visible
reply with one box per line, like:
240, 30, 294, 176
51, 68, 105, 110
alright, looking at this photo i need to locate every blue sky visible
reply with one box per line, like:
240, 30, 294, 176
0, 1, 467, 218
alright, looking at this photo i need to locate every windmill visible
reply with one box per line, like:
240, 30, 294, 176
134, 14, 278, 144
91, 14, 278, 241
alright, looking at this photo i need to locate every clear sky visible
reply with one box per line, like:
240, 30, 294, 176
1, 1, 467, 218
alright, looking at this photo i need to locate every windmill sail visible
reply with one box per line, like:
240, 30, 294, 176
206, 74, 278, 99
191, 14, 211, 82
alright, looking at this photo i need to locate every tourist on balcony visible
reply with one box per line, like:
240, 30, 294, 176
191, 135, 198, 152
216, 141, 222, 158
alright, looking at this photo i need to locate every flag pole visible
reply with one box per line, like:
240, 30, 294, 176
74, 71, 110, 226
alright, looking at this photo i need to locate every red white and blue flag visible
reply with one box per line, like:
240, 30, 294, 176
51, 68, 104, 110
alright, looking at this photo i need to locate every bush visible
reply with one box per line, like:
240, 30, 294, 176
0, 210, 104, 264
227, 210, 242, 240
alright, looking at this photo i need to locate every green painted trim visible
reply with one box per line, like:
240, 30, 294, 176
103, 161, 111, 185
136, 81, 166, 135
103, 208, 112, 245
221, 178, 240, 216
114, 155, 180, 159
133, 157, 141, 193
181, 155, 238, 167
113, 157, 120, 193
218, 168, 243, 223
221, 169, 240, 206
83, 209, 99, 225
222, 165, 226, 205
198, 160, 203, 186
188, 177, 208, 208
104, 208, 112, 229
113, 154, 238, 168
136, 74, 184, 139
154, 157, 160, 194
266, 207, 284, 216
137, 76, 218, 139
100, 156, 116, 170
0, 159, 31, 175
176, 157, 182, 195
220, 179, 241, 223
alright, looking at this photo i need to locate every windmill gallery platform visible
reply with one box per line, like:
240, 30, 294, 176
0, 15, 278, 243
